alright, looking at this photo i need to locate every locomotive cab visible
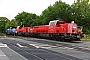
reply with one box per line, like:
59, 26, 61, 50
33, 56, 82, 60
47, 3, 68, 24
49, 20, 82, 41
56, 20, 65, 27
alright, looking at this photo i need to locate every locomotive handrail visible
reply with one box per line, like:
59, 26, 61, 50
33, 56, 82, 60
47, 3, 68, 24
77, 26, 83, 31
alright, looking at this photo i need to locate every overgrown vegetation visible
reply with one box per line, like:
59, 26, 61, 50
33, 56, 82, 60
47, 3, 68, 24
82, 34, 90, 41
0, 0, 90, 34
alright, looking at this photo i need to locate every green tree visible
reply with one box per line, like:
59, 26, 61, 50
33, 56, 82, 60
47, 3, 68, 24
5, 19, 18, 29
71, 0, 90, 33
5, 20, 10, 29
41, 0, 71, 24
15, 11, 38, 26
31, 16, 44, 26
0, 17, 9, 33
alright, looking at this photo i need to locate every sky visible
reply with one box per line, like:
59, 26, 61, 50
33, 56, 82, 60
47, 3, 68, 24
0, 0, 75, 20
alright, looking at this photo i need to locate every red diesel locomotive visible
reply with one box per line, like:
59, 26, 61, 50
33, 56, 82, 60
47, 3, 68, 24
15, 20, 83, 41
15, 25, 31, 36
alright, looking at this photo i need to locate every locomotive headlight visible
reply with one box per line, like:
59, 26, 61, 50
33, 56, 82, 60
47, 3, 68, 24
73, 26, 77, 28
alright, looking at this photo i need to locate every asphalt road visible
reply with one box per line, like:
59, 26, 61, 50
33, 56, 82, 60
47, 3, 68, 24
0, 37, 90, 60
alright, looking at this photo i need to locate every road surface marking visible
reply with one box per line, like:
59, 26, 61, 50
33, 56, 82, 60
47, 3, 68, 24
0, 44, 7, 47
16, 43, 25, 47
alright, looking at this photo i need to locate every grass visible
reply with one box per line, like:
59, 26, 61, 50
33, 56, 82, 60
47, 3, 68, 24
81, 34, 90, 41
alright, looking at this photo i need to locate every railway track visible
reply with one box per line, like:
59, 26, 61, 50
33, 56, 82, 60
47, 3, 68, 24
0, 38, 82, 60
1, 37, 90, 60
7, 42, 81, 60
1, 36, 90, 54
2, 36, 90, 54
8, 43, 45, 60
22, 38, 90, 54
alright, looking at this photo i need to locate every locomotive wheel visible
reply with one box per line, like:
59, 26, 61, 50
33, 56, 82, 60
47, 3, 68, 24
55, 36, 59, 41
6, 33, 10, 35
17, 33, 22, 36
12, 33, 15, 36
74, 38, 81, 41
33, 33, 39, 38
49, 34, 53, 40
24, 33, 29, 37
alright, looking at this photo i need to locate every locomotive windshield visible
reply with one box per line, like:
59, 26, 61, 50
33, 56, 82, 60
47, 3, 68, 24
10, 27, 16, 29
57, 21, 64, 24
